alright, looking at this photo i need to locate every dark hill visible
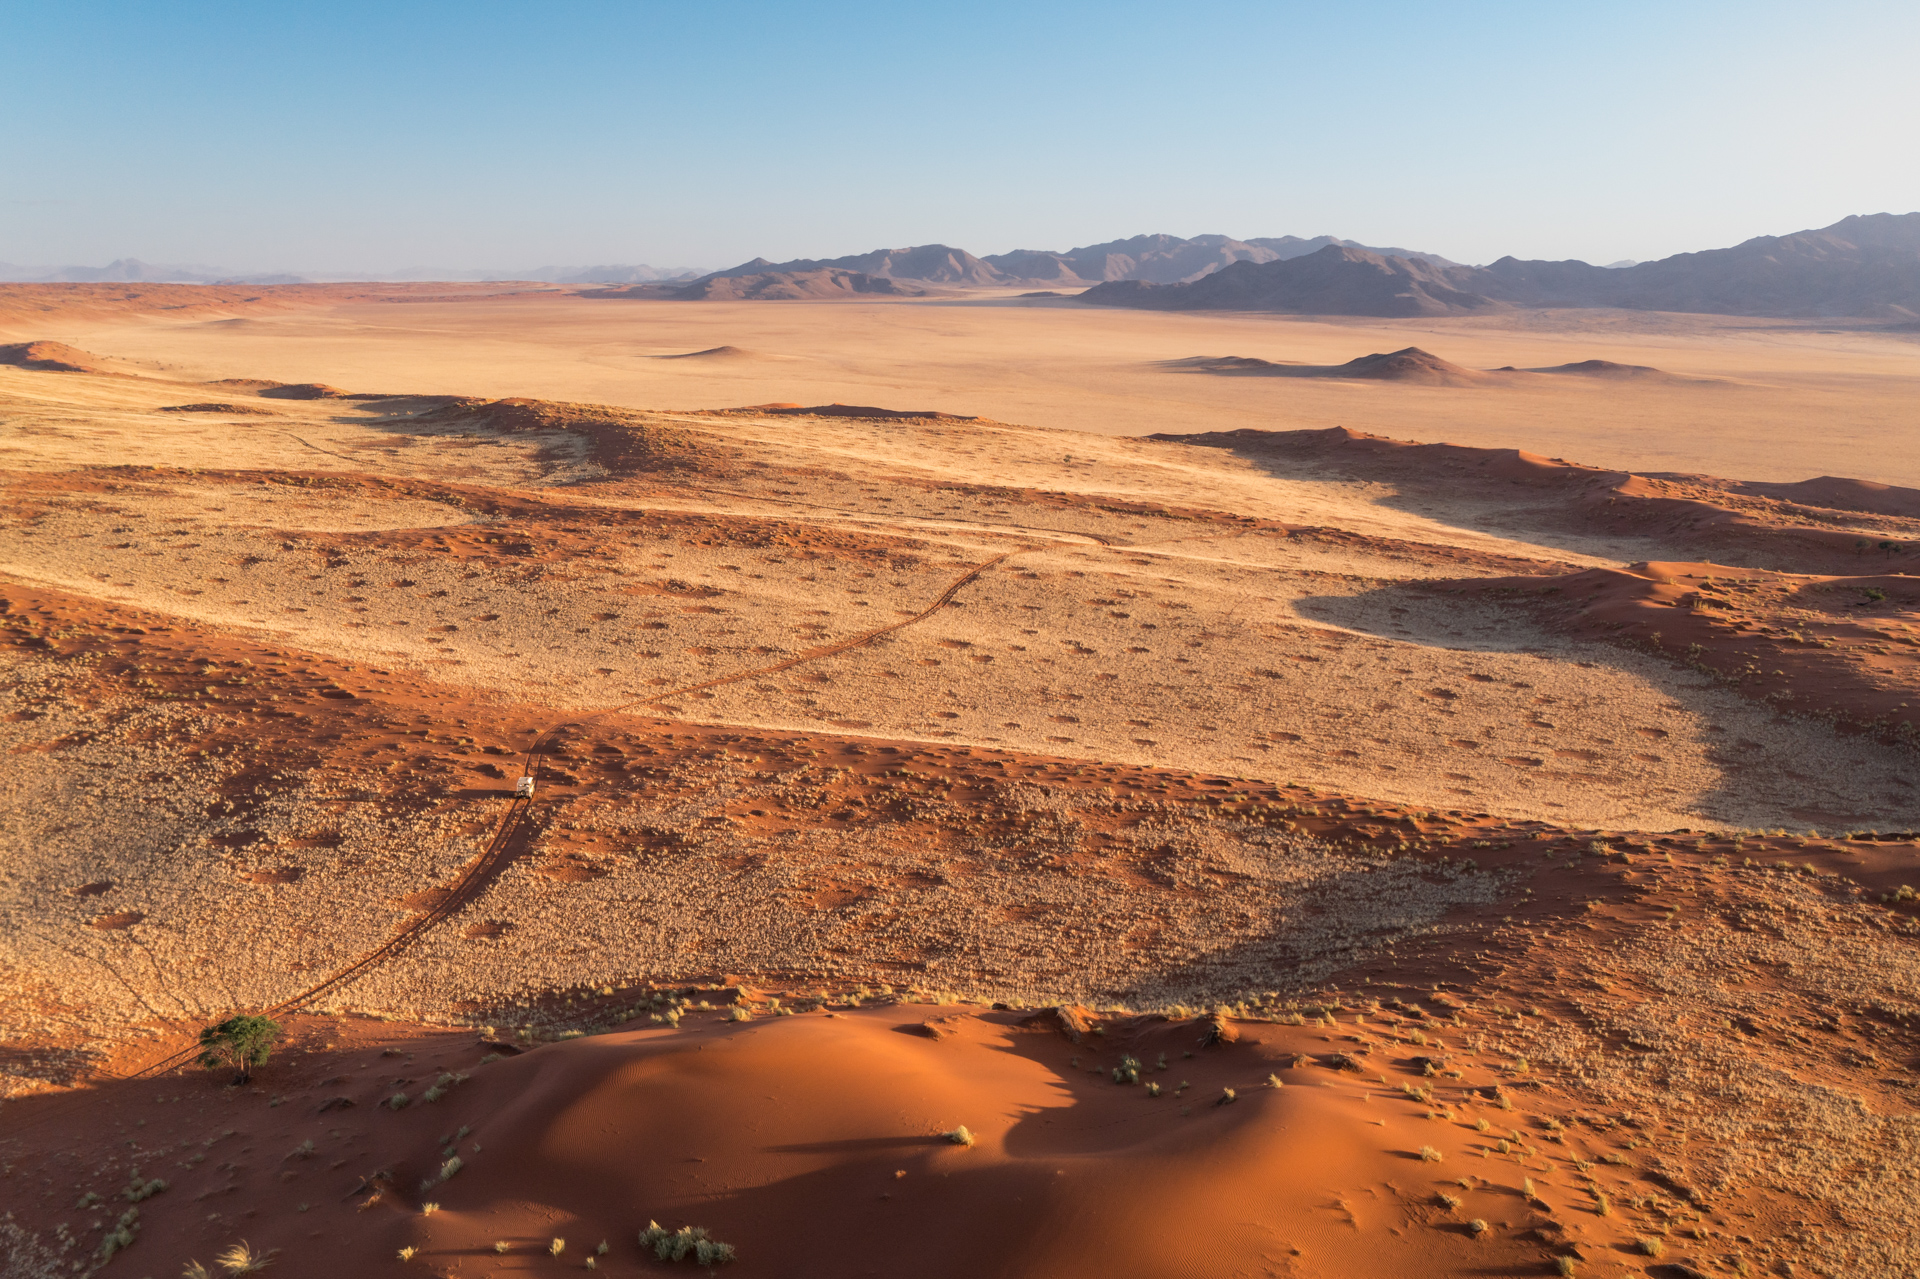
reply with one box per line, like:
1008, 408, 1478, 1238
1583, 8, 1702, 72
1083, 214, 1920, 319
983, 234, 1460, 285
1478, 213, 1920, 318
1081, 246, 1502, 316
690, 235, 1463, 289
1171, 346, 1486, 386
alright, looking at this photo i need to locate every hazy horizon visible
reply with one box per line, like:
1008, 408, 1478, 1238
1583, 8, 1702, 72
5, 0, 1918, 274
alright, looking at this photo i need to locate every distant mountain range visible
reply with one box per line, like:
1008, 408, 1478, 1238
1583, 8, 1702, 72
693, 234, 1460, 289
1078, 214, 1920, 320
8, 214, 1917, 317
0, 234, 1454, 291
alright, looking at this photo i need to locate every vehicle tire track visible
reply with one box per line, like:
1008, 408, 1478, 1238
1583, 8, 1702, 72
67, 549, 1018, 1094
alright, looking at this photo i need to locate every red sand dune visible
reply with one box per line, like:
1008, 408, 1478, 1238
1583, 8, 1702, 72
0, 1000, 1728, 1279
1444, 560, 1920, 748
0, 339, 113, 373
655, 345, 758, 359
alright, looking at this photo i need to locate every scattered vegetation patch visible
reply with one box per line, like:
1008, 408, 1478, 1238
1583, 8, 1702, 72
638, 1222, 736, 1265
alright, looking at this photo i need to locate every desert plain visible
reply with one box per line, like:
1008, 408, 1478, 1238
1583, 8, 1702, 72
2, 283, 1919, 1278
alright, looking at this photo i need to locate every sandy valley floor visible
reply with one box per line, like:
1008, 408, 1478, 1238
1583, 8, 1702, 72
1, 290, 1917, 1278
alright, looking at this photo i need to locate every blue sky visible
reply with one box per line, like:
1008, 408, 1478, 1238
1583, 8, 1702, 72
3, 1, 1916, 272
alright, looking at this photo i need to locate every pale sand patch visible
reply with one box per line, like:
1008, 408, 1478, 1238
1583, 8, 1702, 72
24, 291, 1920, 484
0, 368, 595, 487
6, 481, 1910, 831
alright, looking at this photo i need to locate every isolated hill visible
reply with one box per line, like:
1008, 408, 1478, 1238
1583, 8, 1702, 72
1521, 358, 1672, 379
1170, 346, 1489, 385
1083, 245, 1502, 316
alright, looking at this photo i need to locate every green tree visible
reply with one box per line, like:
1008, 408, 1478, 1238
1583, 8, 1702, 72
197, 1015, 280, 1084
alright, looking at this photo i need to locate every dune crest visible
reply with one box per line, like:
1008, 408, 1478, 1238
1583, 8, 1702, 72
656, 344, 757, 359
0, 340, 113, 373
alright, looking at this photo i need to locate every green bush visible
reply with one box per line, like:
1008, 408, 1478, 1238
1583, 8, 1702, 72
196, 1015, 280, 1084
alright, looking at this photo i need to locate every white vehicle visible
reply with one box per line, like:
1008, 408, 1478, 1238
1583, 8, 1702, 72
514, 776, 535, 798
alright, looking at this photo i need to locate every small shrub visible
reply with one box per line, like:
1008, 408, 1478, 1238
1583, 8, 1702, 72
421, 1203, 440, 1216
1112, 1056, 1142, 1084
638, 1222, 736, 1265
1468, 1218, 1488, 1237
944, 1125, 975, 1147
1555, 1258, 1576, 1277
126, 1176, 169, 1201
422, 1071, 469, 1103
1266, 1073, 1284, 1088
1594, 1192, 1612, 1216
438, 1156, 464, 1182
287, 1139, 315, 1161
549, 1238, 566, 1257
1146, 1082, 1161, 1097
1637, 1237, 1665, 1257
396, 1246, 416, 1261
1419, 1145, 1443, 1162
388, 1093, 410, 1111
96, 1208, 139, 1261
1437, 1192, 1461, 1210
214, 1240, 276, 1274
197, 1016, 281, 1084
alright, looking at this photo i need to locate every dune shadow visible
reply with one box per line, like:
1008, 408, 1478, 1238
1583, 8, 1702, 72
1285, 578, 1912, 828
1160, 431, 1676, 566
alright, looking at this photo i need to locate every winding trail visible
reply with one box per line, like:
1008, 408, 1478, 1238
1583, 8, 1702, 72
92, 549, 1017, 1087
